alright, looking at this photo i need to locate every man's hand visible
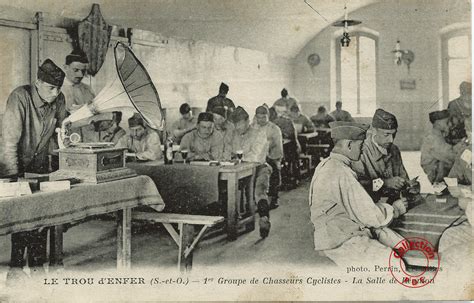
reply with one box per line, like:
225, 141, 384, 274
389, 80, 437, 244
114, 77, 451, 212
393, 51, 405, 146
383, 176, 406, 190
392, 198, 408, 218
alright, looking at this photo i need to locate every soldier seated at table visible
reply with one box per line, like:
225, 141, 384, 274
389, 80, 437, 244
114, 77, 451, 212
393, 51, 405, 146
310, 106, 335, 129
168, 103, 197, 144
309, 121, 407, 267
269, 106, 301, 188
180, 112, 224, 161
288, 104, 315, 134
420, 110, 456, 184
252, 104, 283, 210
118, 113, 163, 161
86, 111, 126, 145
448, 117, 472, 185
229, 106, 272, 238
438, 118, 472, 270
446, 81, 471, 145
352, 109, 410, 204
211, 106, 234, 160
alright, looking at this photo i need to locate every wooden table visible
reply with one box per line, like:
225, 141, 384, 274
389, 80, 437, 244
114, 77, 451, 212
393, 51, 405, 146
0, 176, 164, 270
127, 161, 258, 241
392, 194, 465, 266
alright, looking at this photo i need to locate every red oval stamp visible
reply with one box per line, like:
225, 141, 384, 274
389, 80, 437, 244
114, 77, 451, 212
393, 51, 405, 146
388, 237, 440, 288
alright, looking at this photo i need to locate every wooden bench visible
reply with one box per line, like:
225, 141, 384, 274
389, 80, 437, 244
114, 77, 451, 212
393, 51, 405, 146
132, 212, 224, 272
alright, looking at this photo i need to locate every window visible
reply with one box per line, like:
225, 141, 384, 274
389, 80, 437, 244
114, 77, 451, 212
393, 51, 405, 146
335, 32, 377, 117
441, 28, 471, 105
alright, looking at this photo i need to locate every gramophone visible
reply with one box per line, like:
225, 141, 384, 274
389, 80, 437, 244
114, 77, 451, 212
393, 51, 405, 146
50, 42, 165, 184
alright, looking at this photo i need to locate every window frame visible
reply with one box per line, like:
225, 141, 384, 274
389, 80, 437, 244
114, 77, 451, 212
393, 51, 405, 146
441, 27, 471, 107
335, 31, 379, 117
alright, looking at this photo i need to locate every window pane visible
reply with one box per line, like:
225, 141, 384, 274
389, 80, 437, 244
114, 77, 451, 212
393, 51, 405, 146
359, 36, 376, 116
340, 37, 358, 115
448, 58, 471, 100
448, 35, 469, 58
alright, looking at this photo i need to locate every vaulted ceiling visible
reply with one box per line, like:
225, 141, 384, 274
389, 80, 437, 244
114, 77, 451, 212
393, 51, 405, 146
3, 0, 379, 57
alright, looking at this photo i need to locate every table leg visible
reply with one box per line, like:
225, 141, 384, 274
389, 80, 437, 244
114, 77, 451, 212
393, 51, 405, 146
178, 223, 194, 272
246, 169, 256, 232
226, 174, 239, 241
49, 225, 64, 268
117, 208, 132, 270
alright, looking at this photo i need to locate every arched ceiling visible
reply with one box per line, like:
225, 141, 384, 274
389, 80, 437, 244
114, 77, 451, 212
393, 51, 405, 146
2, 0, 378, 57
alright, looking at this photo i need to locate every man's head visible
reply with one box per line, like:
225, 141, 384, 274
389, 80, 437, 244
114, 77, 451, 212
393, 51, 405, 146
329, 121, 369, 161
372, 108, 398, 150
230, 106, 250, 135
219, 82, 229, 96
255, 105, 270, 126
179, 103, 193, 121
196, 112, 214, 139
459, 81, 472, 99
211, 106, 226, 129
281, 88, 288, 98
36, 59, 65, 103
318, 106, 327, 114
335, 101, 342, 110
64, 49, 89, 85
429, 110, 450, 135
128, 113, 146, 139
94, 111, 122, 132
289, 104, 300, 119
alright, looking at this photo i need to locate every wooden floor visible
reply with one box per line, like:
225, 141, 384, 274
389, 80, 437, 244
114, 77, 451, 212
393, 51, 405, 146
0, 151, 426, 278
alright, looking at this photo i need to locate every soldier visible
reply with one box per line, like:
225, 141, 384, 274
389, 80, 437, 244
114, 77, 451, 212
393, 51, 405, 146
420, 110, 456, 184
2, 59, 67, 281
206, 82, 235, 118
352, 109, 409, 203
211, 106, 234, 160
168, 103, 197, 144
309, 121, 406, 267
118, 113, 163, 161
229, 107, 272, 238
329, 101, 354, 122
180, 112, 224, 161
252, 105, 283, 209
289, 104, 315, 134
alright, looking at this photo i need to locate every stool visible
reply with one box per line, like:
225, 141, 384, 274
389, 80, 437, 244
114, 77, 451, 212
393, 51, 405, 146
132, 212, 224, 272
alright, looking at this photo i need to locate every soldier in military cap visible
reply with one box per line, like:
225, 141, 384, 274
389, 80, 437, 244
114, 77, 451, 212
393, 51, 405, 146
180, 112, 224, 161
2, 59, 68, 281
421, 110, 456, 184
117, 113, 163, 161
229, 106, 272, 238
309, 121, 406, 267
352, 108, 409, 203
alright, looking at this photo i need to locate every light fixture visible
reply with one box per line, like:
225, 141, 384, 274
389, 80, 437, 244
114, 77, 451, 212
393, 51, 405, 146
392, 40, 403, 65
391, 40, 415, 72
332, 5, 361, 47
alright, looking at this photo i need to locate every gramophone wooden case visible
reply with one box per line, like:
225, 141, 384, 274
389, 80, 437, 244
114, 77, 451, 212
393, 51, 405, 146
50, 147, 136, 184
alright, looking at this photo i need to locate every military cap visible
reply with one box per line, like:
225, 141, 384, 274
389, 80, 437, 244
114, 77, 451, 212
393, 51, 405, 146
179, 103, 191, 115
219, 82, 229, 93
37, 59, 65, 87
128, 113, 145, 128
429, 110, 450, 124
255, 104, 269, 115
329, 121, 369, 140
66, 48, 89, 65
198, 112, 214, 123
230, 106, 249, 123
372, 108, 398, 130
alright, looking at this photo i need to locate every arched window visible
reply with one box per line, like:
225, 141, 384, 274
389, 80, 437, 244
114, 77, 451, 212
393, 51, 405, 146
334, 31, 378, 117
441, 26, 471, 106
